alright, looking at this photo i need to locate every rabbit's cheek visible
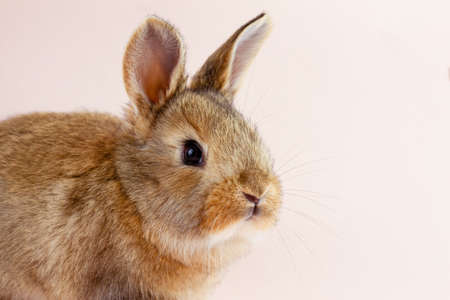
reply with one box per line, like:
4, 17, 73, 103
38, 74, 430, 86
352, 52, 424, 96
198, 179, 248, 236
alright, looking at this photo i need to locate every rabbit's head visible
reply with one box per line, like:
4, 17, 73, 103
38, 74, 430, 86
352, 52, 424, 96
117, 14, 281, 264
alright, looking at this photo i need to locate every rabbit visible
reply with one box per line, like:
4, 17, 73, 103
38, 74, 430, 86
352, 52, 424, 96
0, 12, 281, 300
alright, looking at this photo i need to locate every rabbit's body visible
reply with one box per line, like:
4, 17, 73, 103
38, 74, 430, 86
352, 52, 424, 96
0, 113, 127, 298
0, 112, 222, 299
0, 14, 281, 299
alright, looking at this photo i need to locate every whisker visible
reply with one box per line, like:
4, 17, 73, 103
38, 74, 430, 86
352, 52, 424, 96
273, 140, 312, 172
292, 231, 313, 256
280, 168, 328, 182
283, 192, 336, 213
283, 188, 339, 200
277, 156, 334, 178
280, 206, 340, 238
275, 150, 307, 174
282, 225, 329, 275
275, 226, 301, 280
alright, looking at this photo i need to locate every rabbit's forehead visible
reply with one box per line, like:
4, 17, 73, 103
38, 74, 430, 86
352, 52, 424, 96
159, 92, 273, 172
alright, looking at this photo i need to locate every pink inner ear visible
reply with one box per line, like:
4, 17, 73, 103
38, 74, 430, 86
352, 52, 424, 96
137, 26, 180, 104
229, 18, 270, 92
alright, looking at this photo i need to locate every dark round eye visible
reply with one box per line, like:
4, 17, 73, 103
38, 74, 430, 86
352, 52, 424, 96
182, 140, 204, 166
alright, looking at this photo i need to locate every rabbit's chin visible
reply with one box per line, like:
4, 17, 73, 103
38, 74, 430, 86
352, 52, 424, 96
207, 214, 275, 248
150, 215, 275, 268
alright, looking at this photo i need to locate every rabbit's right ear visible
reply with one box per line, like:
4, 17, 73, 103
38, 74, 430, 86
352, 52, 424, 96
123, 17, 186, 128
190, 13, 271, 102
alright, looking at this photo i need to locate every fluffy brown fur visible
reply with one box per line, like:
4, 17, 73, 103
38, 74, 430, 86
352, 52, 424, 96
0, 13, 281, 300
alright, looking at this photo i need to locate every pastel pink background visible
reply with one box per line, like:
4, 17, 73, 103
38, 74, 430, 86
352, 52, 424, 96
1, 1, 450, 299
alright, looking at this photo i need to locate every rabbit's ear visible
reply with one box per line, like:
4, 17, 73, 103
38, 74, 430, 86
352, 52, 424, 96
123, 17, 186, 117
190, 13, 271, 102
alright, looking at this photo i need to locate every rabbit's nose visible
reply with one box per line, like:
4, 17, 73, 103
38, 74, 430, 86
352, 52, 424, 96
243, 192, 260, 205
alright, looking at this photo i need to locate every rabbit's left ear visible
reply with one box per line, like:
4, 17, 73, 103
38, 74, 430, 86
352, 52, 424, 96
123, 17, 186, 118
190, 13, 271, 101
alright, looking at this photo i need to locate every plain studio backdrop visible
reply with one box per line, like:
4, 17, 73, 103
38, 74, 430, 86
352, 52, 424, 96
1, 0, 449, 299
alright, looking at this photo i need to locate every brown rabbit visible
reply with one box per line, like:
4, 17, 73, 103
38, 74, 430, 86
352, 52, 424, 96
0, 13, 281, 300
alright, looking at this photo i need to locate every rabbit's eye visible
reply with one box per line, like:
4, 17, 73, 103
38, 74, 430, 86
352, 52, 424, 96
183, 140, 204, 166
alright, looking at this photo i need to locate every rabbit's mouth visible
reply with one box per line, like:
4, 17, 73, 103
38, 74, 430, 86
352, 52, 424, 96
198, 175, 281, 239
244, 205, 275, 225
245, 204, 260, 220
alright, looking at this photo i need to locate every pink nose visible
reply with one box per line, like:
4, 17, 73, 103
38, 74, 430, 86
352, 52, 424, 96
243, 192, 260, 205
